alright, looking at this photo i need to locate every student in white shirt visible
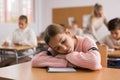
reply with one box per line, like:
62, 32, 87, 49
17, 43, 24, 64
2, 15, 37, 56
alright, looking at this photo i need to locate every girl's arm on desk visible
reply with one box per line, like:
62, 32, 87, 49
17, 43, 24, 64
66, 37, 102, 70
32, 51, 68, 68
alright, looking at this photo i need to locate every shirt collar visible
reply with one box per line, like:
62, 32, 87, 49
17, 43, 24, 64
19, 27, 28, 32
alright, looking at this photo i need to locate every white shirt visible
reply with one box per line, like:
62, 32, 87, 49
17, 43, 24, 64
102, 35, 120, 49
84, 15, 107, 41
6, 27, 37, 46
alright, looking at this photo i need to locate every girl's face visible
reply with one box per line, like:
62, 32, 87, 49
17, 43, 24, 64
111, 29, 120, 40
18, 19, 27, 30
95, 9, 104, 17
72, 24, 78, 29
48, 31, 76, 54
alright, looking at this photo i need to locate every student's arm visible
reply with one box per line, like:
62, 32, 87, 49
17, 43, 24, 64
66, 37, 102, 70
103, 16, 108, 27
32, 51, 68, 68
3, 32, 14, 46
102, 35, 118, 49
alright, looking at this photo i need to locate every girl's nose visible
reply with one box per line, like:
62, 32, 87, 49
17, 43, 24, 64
61, 45, 67, 50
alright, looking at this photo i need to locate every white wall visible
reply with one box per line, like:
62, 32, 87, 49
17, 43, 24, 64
42, 0, 120, 41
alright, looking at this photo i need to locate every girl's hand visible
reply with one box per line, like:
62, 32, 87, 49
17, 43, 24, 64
114, 46, 120, 50
13, 40, 21, 46
2, 42, 9, 47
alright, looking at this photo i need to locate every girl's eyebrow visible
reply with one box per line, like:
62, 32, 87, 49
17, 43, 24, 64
53, 37, 63, 49
59, 36, 64, 42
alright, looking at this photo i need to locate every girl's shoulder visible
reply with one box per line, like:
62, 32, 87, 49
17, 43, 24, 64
77, 36, 93, 41
75, 36, 97, 51
75, 36, 94, 45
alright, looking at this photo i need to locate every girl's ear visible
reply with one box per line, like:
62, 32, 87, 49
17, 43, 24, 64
65, 29, 72, 36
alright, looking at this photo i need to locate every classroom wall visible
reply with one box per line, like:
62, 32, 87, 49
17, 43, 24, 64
0, 0, 42, 44
42, 0, 120, 41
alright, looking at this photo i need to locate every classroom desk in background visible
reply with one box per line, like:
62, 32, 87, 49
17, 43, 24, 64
0, 62, 120, 80
108, 50, 120, 58
107, 50, 120, 68
0, 46, 36, 63
37, 40, 48, 51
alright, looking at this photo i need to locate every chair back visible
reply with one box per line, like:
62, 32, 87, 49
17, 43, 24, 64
97, 44, 108, 67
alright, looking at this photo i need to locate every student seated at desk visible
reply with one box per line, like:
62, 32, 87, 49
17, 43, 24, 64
32, 24, 102, 70
102, 18, 120, 50
2, 15, 37, 56
70, 21, 83, 36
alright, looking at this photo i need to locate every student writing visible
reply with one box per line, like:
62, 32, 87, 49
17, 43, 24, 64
102, 17, 120, 50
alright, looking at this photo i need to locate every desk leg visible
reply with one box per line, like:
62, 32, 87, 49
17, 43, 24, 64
14, 50, 18, 64
4, 51, 8, 60
0, 50, 2, 62
0, 50, 8, 62
1, 50, 5, 62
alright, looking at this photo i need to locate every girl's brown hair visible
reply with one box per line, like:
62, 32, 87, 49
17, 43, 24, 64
19, 15, 28, 23
108, 17, 120, 31
93, 3, 103, 16
44, 24, 66, 44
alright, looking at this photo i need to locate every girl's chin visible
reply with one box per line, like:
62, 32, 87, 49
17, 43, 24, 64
115, 38, 120, 40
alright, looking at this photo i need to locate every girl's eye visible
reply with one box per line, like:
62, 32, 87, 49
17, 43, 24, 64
56, 47, 60, 50
61, 39, 66, 44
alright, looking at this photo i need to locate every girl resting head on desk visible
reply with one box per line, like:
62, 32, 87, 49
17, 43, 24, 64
32, 24, 102, 70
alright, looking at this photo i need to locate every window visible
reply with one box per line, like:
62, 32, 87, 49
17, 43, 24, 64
0, 0, 35, 23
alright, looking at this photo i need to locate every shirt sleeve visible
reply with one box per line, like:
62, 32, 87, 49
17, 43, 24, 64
102, 35, 114, 49
103, 16, 108, 27
90, 17, 98, 41
66, 37, 102, 70
86, 16, 98, 41
32, 51, 68, 68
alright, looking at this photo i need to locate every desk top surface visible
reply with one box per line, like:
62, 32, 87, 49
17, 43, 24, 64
0, 45, 36, 51
108, 50, 120, 58
0, 62, 120, 80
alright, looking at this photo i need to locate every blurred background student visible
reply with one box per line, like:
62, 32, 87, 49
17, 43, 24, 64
1, 15, 37, 67
2, 15, 37, 59
102, 17, 120, 50
70, 21, 83, 36
2, 15, 37, 47
84, 3, 108, 42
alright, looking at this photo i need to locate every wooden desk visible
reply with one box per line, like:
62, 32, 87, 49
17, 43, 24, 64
0, 46, 36, 63
0, 45, 36, 51
108, 50, 120, 58
0, 62, 120, 80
